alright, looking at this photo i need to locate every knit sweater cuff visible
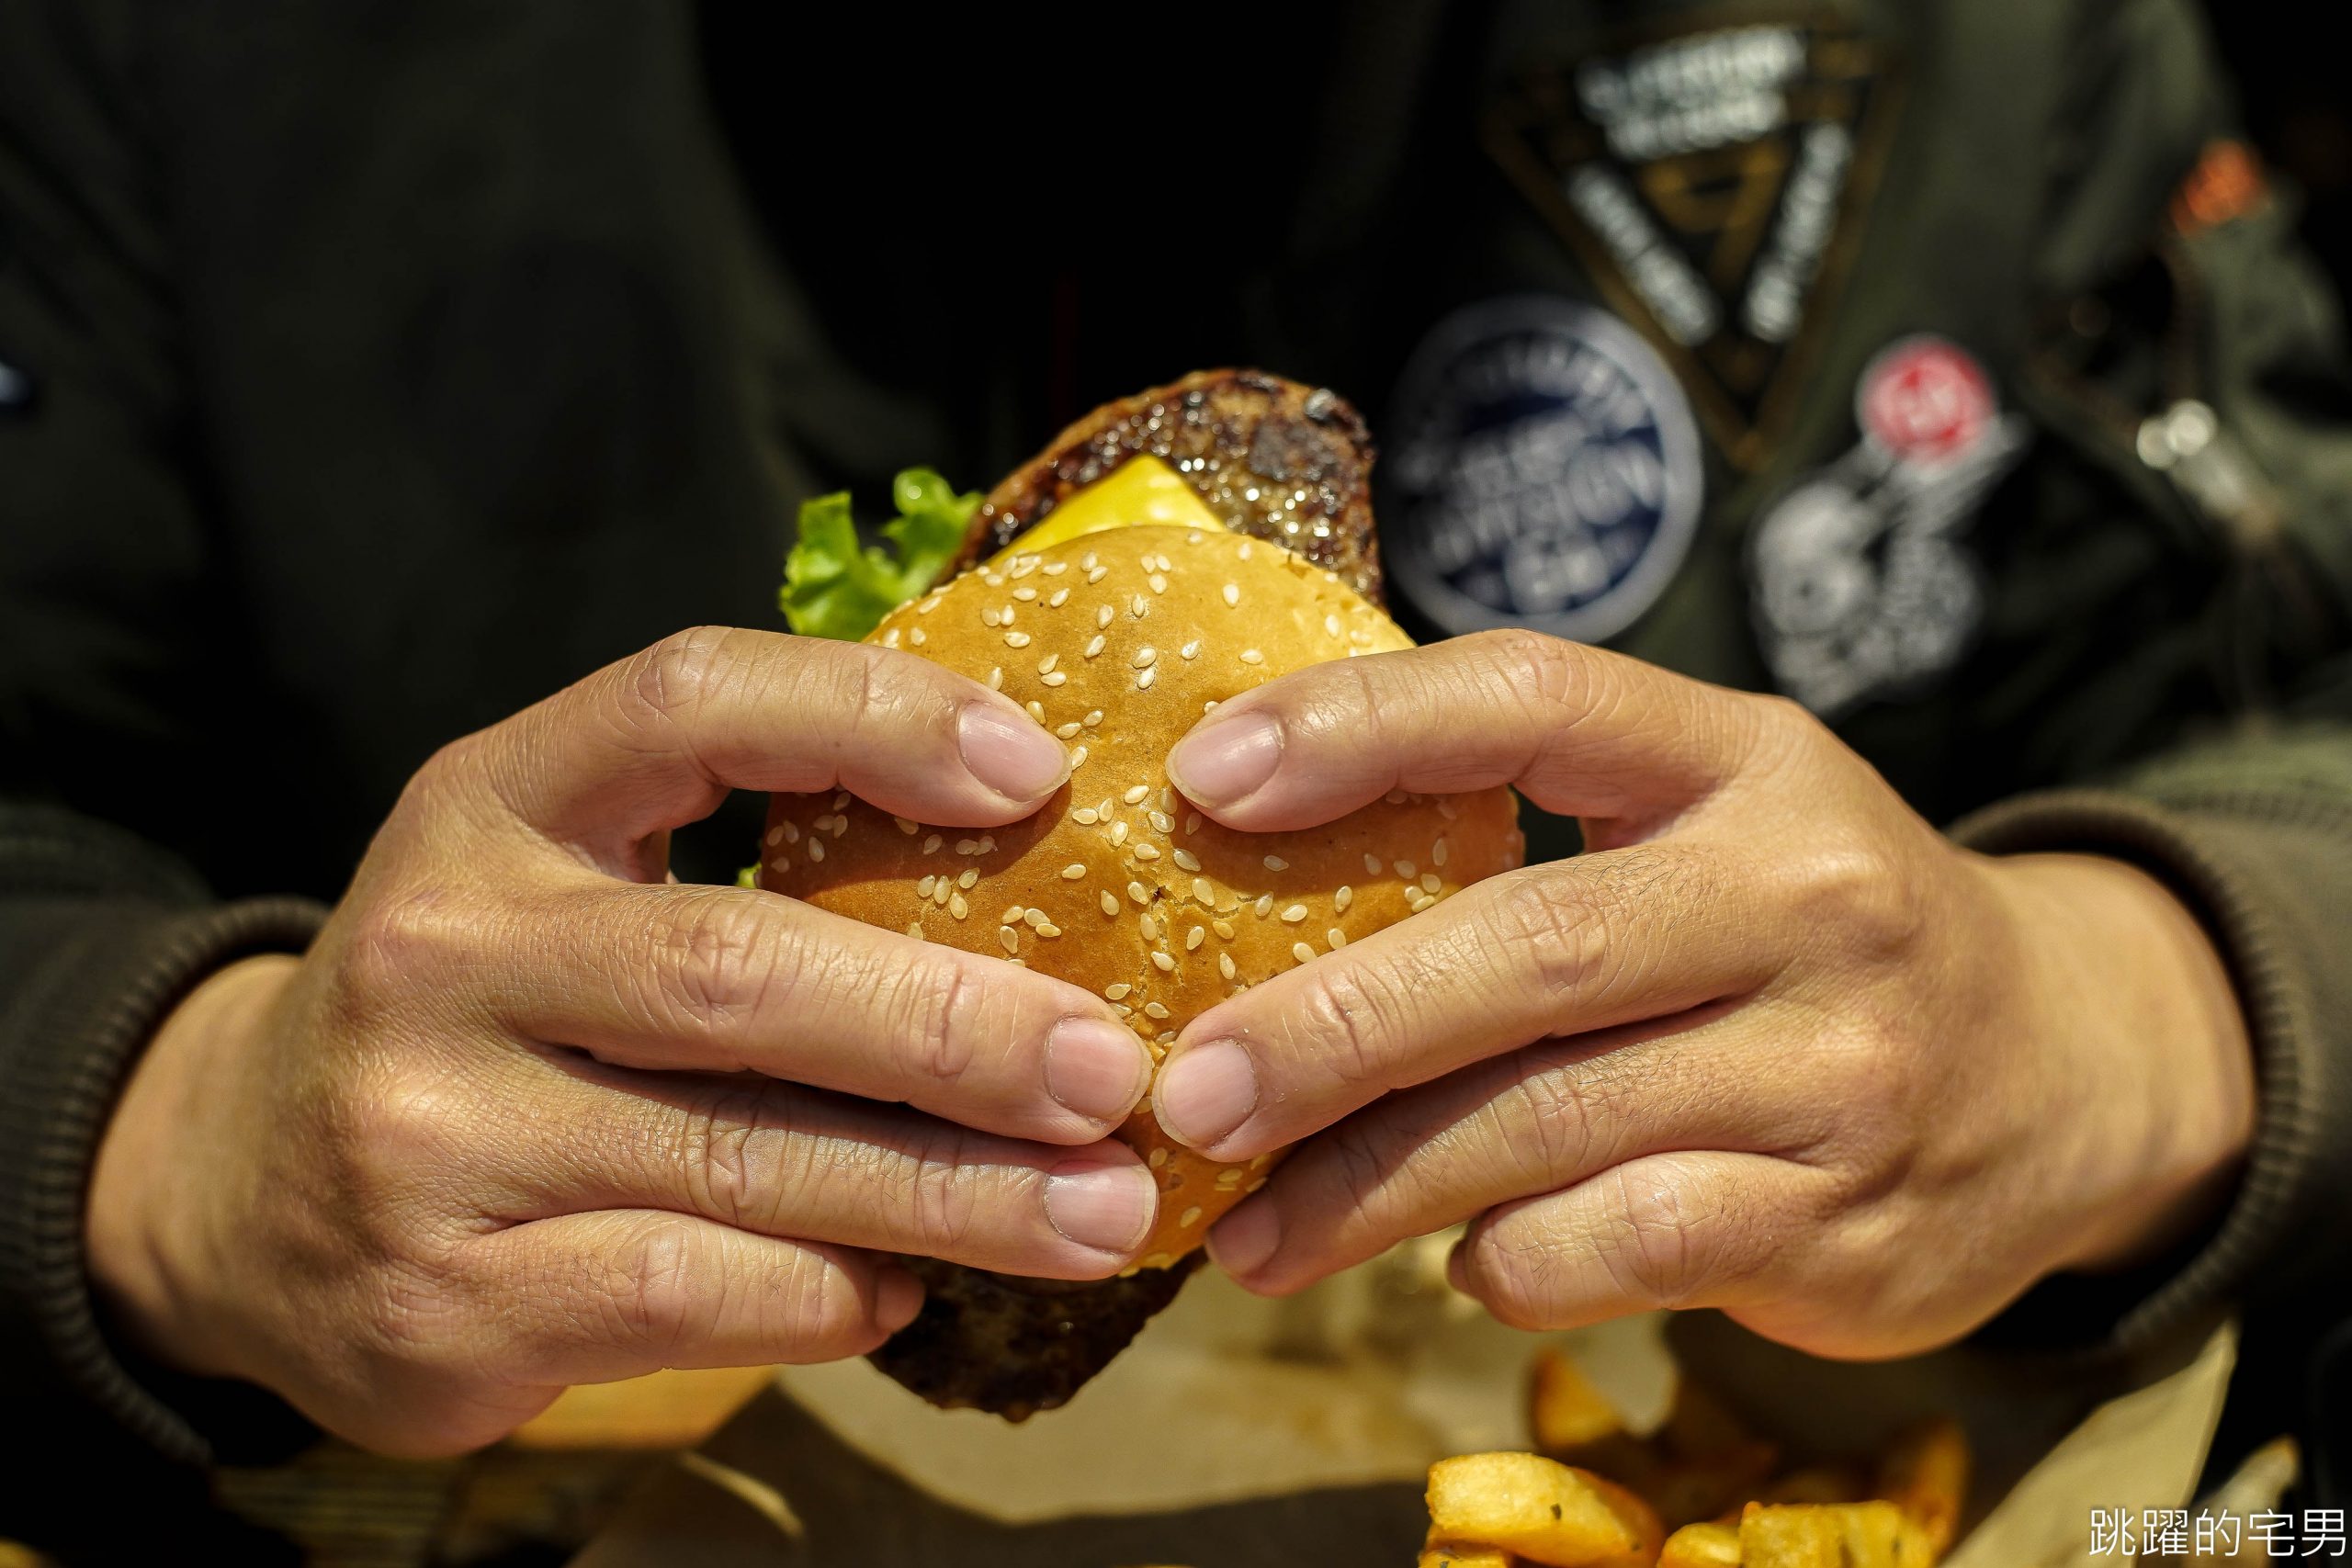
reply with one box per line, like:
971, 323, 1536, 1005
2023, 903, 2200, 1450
0, 895, 327, 1464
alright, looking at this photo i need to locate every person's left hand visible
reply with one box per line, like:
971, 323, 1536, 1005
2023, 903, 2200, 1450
1153, 631, 2256, 1358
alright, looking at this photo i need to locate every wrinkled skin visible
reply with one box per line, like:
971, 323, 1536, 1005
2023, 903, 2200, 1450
1157, 630, 2256, 1359
86, 628, 1160, 1456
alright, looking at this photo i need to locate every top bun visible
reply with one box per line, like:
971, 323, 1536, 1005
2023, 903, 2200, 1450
760, 524, 1521, 1265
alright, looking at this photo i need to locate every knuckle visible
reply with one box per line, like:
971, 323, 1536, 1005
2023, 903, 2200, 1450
899, 1132, 985, 1258
1492, 1071, 1606, 1183
892, 959, 977, 1092
1593, 1165, 1721, 1311
680, 1084, 801, 1232
1463, 1227, 1560, 1330
641, 890, 784, 1037
1792, 832, 1926, 958
625, 626, 736, 729
767, 1247, 864, 1356
1487, 868, 1616, 1005
336, 885, 485, 1022
1293, 965, 1394, 1089
607, 1219, 707, 1351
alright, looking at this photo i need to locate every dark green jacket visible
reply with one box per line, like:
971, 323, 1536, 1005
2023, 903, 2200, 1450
4, 0, 2347, 1555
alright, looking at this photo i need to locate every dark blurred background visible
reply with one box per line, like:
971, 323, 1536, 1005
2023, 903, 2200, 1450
2206, 6, 2352, 294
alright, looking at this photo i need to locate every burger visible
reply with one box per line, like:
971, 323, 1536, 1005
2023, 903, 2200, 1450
762, 371, 1522, 1417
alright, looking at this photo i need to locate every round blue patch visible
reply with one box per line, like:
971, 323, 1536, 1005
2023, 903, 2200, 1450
1383, 297, 1704, 643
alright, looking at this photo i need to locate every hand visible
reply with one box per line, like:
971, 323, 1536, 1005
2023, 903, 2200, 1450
85, 627, 1159, 1455
1153, 630, 2255, 1358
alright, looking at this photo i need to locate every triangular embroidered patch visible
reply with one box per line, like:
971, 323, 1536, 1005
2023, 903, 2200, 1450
1485, 17, 1898, 470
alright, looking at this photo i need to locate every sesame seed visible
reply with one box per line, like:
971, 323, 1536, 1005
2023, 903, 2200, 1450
1135, 842, 1160, 861
1216, 1168, 1243, 1188
1124, 784, 1151, 805
1084, 635, 1106, 659
922, 834, 942, 854
833, 792, 850, 810
1044, 561, 1068, 575
1145, 1250, 1174, 1268
1069, 745, 1089, 769
1132, 647, 1157, 668
1263, 854, 1288, 872
1100, 891, 1119, 917
918, 874, 937, 897
1085, 711, 1104, 728
808, 840, 826, 863
1144, 1000, 1170, 1019
1328, 928, 1347, 948
1038, 923, 1062, 938
1074, 807, 1098, 825
956, 838, 978, 854
1013, 586, 1036, 602
1148, 573, 1168, 593
1057, 721, 1081, 739
1422, 874, 1442, 893
983, 607, 1001, 627
1246, 1179, 1265, 1194
765, 826, 784, 846
1111, 821, 1129, 846
1136, 666, 1156, 690
907, 921, 924, 939
1281, 904, 1308, 923
933, 882, 950, 906
1213, 919, 1236, 941
1001, 606, 1018, 625
1186, 925, 1205, 951
1148, 811, 1174, 834
1240, 649, 1263, 664
950, 894, 968, 919
1038, 653, 1059, 675
1106, 983, 1132, 1000
1364, 853, 1383, 875
917, 595, 942, 615
1185, 813, 1203, 835
989, 668, 1002, 690
1334, 886, 1353, 912
1130, 593, 1148, 617
1025, 701, 1045, 721
1006, 631, 1031, 648
1432, 839, 1449, 867
1081, 552, 1098, 570
997, 927, 1020, 955
1255, 895, 1273, 918
952, 868, 974, 889
1151, 951, 1175, 972
882, 627, 900, 648
1088, 565, 1108, 583
1438, 799, 1458, 820
767, 856, 789, 873
894, 816, 918, 835
1193, 876, 1216, 905
1180, 1206, 1203, 1228
1023, 908, 1046, 929
1127, 881, 1151, 905
1097, 604, 1114, 628
1002, 905, 1025, 923
1060, 863, 1086, 879
1042, 671, 1068, 686
1219, 952, 1237, 980
1147, 1147, 1168, 1168
781, 822, 800, 843
1181, 639, 1201, 660
1011, 557, 1037, 577
1138, 914, 1158, 940
830, 817, 848, 839
983, 573, 1004, 586
1221, 583, 1239, 606
1394, 861, 1417, 879
1047, 588, 1069, 607
1174, 849, 1201, 872
1325, 613, 1341, 637
1293, 942, 1315, 964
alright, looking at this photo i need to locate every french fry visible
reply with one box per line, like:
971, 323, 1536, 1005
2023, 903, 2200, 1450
1758, 1464, 1867, 1507
1876, 1418, 1969, 1558
1426, 1453, 1665, 1568
1658, 1520, 1744, 1567
1529, 1349, 1630, 1452
1738, 1501, 1935, 1568
1419, 1541, 1519, 1568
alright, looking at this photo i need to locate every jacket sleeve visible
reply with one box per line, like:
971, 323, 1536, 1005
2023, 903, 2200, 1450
1955, 0, 2352, 1356
0, 0, 328, 1495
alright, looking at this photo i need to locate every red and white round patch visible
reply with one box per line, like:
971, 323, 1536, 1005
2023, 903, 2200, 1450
1854, 335, 1993, 464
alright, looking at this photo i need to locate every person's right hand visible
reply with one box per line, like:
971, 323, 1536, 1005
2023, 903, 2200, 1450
84, 627, 1160, 1456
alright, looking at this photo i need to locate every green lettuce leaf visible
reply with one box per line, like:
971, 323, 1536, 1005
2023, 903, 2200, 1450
780, 468, 979, 640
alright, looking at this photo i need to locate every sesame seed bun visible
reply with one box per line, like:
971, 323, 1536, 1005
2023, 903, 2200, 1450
759, 523, 1521, 1410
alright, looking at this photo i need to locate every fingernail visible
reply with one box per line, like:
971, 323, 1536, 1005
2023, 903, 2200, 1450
1167, 711, 1282, 808
957, 703, 1069, 800
1444, 1239, 1471, 1294
1207, 1201, 1280, 1279
876, 1267, 924, 1333
1153, 1041, 1260, 1151
1043, 1157, 1157, 1255
1044, 1017, 1151, 1123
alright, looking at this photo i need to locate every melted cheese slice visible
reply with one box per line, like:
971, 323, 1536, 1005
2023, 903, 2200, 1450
993, 454, 1225, 560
